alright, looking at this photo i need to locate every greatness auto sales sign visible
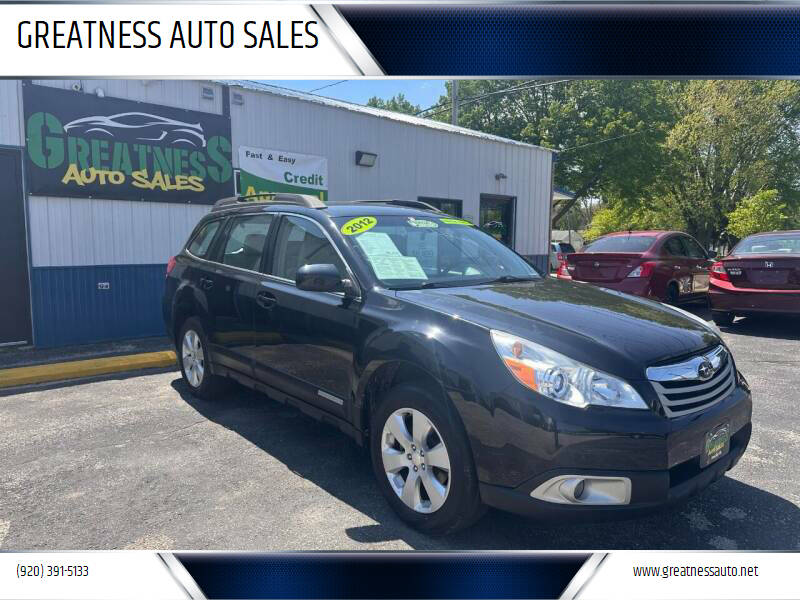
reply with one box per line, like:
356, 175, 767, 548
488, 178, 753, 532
23, 83, 233, 203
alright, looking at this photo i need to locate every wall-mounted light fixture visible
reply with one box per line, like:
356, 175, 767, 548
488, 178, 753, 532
355, 151, 377, 167
495, 172, 508, 181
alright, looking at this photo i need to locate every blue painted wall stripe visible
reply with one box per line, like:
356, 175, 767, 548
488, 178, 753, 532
31, 264, 167, 347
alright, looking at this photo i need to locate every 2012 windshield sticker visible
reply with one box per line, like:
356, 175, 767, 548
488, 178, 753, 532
341, 216, 377, 235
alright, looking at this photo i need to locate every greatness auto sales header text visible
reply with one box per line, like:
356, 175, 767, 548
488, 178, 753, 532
18, 20, 319, 49
23, 83, 234, 203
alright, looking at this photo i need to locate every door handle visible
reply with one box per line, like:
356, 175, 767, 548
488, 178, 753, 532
256, 291, 277, 309
200, 277, 214, 290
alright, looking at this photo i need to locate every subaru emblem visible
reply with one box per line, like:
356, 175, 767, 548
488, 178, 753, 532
697, 360, 714, 381
593, 261, 600, 268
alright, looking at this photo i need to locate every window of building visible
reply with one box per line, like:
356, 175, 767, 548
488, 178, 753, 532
479, 194, 515, 247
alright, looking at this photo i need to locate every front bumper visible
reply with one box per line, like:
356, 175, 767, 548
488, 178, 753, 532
475, 383, 752, 519
480, 421, 750, 519
709, 280, 800, 314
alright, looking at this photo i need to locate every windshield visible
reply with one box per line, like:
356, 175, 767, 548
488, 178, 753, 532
335, 214, 540, 289
584, 235, 657, 253
733, 233, 800, 254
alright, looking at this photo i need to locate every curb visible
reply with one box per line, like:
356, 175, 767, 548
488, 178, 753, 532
0, 351, 178, 389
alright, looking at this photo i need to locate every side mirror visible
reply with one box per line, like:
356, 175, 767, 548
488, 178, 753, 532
707, 250, 718, 259
296, 264, 343, 292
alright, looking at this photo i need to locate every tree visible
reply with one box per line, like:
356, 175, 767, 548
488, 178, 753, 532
655, 81, 800, 247
726, 190, 791, 239
584, 199, 685, 241
366, 93, 421, 116
430, 80, 680, 227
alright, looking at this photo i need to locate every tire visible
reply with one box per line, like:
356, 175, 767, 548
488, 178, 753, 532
711, 311, 735, 327
178, 317, 227, 400
665, 282, 679, 305
369, 383, 486, 534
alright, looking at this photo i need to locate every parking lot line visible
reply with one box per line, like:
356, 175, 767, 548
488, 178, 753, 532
0, 351, 177, 389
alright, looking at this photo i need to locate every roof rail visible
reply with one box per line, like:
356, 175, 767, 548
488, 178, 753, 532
211, 193, 326, 212
329, 199, 443, 212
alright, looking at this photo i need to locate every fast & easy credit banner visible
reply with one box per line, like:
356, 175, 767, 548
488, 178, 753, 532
239, 145, 328, 201
23, 82, 234, 203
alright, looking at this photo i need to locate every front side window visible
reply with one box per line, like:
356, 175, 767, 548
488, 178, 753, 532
221, 214, 273, 271
271, 216, 346, 282
335, 214, 539, 289
664, 237, 687, 257
187, 219, 222, 259
683, 236, 707, 258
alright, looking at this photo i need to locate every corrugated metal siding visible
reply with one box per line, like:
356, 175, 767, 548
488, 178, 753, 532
229, 87, 552, 257
32, 80, 224, 115
30, 264, 166, 347
28, 197, 209, 267
0, 80, 22, 146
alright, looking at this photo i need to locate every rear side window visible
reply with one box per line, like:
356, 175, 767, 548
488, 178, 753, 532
221, 214, 273, 271
187, 220, 222, 258
558, 243, 576, 254
271, 216, 345, 282
585, 235, 657, 253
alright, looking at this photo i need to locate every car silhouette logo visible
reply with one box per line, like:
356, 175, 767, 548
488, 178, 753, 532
697, 360, 714, 381
765, 261, 775, 268
63, 112, 207, 147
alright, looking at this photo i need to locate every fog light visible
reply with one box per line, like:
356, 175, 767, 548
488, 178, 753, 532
532, 475, 631, 505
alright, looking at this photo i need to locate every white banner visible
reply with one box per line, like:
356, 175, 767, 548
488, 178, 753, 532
0, 4, 370, 76
239, 145, 328, 195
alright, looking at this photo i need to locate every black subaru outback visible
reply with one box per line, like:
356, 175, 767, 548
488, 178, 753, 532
163, 194, 752, 534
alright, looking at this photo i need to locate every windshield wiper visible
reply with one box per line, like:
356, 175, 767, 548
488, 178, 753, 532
481, 275, 539, 284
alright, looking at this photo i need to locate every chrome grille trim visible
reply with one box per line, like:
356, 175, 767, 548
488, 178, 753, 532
647, 345, 737, 417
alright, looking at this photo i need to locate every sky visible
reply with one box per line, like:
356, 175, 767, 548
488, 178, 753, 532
262, 80, 447, 110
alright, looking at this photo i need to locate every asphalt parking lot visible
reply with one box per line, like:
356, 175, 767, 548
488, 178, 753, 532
1, 307, 798, 551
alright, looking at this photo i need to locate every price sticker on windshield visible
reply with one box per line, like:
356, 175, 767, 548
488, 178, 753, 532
440, 218, 474, 226
341, 216, 377, 235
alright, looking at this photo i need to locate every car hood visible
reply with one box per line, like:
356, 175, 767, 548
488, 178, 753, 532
395, 278, 720, 381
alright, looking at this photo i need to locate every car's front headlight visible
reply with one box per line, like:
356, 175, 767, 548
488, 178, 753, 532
490, 330, 648, 409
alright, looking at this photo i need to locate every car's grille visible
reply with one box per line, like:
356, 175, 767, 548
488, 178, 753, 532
646, 346, 736, 418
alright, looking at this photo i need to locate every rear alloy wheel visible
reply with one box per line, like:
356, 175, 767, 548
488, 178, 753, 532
712, 311, 735, 327
370, 383, 486, 534
178, 317, 227, 399
182, 329, 205, 388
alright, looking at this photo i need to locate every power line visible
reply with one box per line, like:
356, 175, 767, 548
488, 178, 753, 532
557, 127, 659, 153
416, 79, 574, 118
309, 80, 347, 93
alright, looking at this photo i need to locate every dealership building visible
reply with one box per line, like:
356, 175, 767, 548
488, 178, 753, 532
0, 79, 555, 348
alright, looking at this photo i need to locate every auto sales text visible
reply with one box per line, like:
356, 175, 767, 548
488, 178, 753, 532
17, 20, 319, 49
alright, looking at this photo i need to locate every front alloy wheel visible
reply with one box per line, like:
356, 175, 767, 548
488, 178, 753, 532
381, 408, 452, 513
182, 329, 205, 388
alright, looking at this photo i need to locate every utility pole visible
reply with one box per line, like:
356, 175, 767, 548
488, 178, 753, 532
451, 80, 459, 126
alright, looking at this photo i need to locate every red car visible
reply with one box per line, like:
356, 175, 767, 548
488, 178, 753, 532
561, 230, 714, 304
709, 230, 800, 325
